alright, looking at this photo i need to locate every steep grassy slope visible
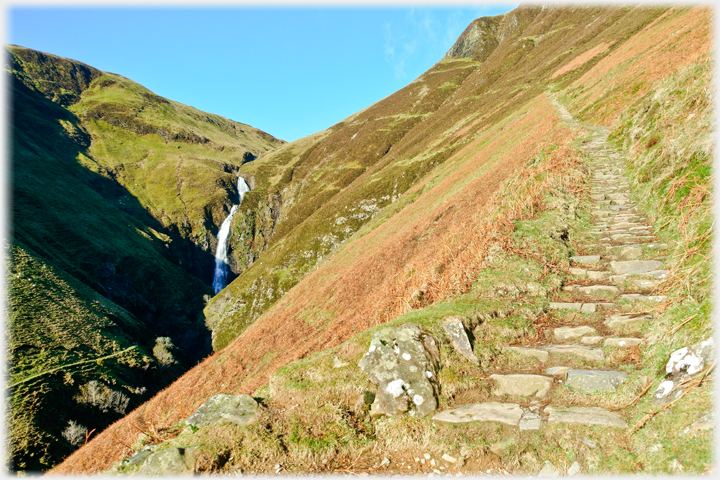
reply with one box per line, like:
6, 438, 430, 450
205, 5, 671, 350
8, 243, 155, 471
6, 46, 283, 470
52, 5, 713, 475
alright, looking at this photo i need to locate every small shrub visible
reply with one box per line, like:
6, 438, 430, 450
61, 420, 87, 447
75, 380, 131, 414
153, 336, 177, 366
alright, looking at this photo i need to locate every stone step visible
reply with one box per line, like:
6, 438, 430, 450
564, 369, 628, 392
616, 246, 643, 260
544, 345, 605, 361
603, 337, 642, 347
609, 270, 669, 286
506, 346, 549, 362
553, 325, 598, 341
628, 235, 660, 242
621, 294, 667, 303
549, 302, 615, 313
569, 268, 611, 280
621, 242, 668, 250
615, 277, 663, 290
489, 374, 553, 398
603, 314, 651, 334
609, 260, 664, 275
545, 406, 627, 428
562, 284, 620, 295
432, 402, 523, 425
570, 255, 601, 265
580, 336, 604, 346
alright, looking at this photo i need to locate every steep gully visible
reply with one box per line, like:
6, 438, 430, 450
212, 177, 251, 293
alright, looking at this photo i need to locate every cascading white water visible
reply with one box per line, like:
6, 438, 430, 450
212, 177, 251, 293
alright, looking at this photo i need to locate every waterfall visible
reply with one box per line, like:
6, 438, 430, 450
212, 177, 251, 294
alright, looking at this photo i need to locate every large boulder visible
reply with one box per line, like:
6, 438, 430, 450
358, 324, 441, 417
185, 394, 258, 428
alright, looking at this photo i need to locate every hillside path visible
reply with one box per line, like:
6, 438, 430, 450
431, 94, 668, 460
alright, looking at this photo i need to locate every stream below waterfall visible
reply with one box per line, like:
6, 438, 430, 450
212, 177, 250, 293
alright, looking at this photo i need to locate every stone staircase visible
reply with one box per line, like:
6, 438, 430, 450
432, 120, 668, 435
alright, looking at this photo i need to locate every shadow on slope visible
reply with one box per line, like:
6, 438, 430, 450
8, 63, 213, 470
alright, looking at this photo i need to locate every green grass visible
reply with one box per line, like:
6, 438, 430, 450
6, 45, 284, 471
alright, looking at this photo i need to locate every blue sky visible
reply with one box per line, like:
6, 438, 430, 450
8, 6, 516, 141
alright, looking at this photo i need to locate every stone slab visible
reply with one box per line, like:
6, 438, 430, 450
619, 246, 642, 260
587, 271, 611, 280
489, 374, 553, 398
554, 326, 597, 342
565, 369, 628, 393
506, 346, 549, 362
604, 337, 642, 347
580, 336, 604, 346
519, 412, 542, 430
610, 260, 664, 275
621, 294, 667, 303
545, 345, 604, 361
549, 302, 597, 313
571, 255, 601, 265
604, 314, 650, 334
432, 402, 523, 426
545, 405, 627, 428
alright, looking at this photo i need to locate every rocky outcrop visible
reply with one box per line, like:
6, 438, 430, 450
445, 16, 503, 60
358, 324, 441, 417
228, 189, 282, 275
184, 394, 258, 428
137, 447, 194, 476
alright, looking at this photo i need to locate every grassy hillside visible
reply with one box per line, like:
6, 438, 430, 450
52, 5, 713, 475
204, 5, 674, 350
6, 45, 283, 470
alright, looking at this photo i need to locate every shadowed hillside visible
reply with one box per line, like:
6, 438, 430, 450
50, 5, 713, 476
6, 45, 283, 470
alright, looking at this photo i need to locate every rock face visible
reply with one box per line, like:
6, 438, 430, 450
442, 316, 478, 363
358, 324, 441, 417
185, 394, 258, 428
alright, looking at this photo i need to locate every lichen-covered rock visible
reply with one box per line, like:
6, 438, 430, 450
358, 324, 440, 417
137, 447, 193, 476
655, 337, 714, 403
185, 393, 258, 428
666, 337, 714, 376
